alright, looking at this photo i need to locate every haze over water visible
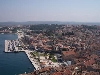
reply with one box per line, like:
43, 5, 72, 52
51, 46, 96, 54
0, 34, 34, 75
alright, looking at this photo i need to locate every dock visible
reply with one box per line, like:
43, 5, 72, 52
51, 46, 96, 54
5, 40, 9, 52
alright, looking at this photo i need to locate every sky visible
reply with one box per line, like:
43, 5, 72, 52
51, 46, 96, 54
0, 0, 100, 22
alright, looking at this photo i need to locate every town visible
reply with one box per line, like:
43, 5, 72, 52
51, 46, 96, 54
3, 24, 100, 75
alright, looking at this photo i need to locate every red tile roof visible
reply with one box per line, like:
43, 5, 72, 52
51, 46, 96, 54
62, 51, 75, 56
84, 59, 95, 67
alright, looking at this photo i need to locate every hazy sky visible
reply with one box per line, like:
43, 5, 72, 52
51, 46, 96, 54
0, 0, 100, 22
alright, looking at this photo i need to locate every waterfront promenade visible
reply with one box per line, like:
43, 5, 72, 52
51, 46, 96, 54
24, 50, 40, 70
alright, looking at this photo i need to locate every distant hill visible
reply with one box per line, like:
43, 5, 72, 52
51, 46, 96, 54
0, 21, 100, 26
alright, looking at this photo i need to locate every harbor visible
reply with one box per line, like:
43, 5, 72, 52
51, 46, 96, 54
4, 39, 61, 71
4, 39, 40, 70
4, 30, 63, 73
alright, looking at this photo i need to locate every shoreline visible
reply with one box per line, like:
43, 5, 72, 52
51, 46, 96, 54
24, 50, 40, 70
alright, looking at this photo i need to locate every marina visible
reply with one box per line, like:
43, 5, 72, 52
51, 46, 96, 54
4, 39, 40, 70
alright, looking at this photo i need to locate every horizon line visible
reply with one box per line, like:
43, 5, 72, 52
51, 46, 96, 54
0, 21, 100, 23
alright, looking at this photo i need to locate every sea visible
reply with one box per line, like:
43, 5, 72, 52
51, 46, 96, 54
0, 34, 34, 75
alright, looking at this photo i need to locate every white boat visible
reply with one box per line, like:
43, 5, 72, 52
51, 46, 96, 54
1, 33, 4, 34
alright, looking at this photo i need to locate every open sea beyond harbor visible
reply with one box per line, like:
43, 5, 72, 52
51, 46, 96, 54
0, 34, 34, 75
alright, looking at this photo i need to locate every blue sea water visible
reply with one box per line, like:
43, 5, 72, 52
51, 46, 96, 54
0, 34, 34, 75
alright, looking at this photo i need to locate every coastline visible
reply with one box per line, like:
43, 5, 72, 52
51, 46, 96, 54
24, 50, 40, 70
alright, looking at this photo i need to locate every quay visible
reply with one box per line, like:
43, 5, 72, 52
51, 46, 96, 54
4, 40, 40, 70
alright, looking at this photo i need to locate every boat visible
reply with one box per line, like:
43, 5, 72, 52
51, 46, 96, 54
1, 33, 4, 34
28, 67, 31, 69
14, 51, 19, 53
